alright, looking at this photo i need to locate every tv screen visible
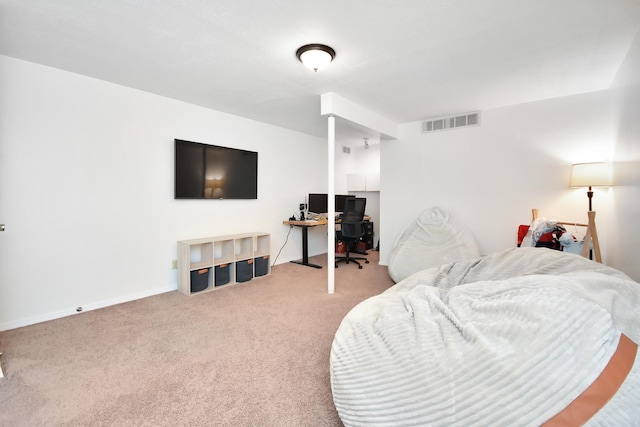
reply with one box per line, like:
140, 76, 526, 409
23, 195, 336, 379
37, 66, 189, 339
175, 139, 258, 199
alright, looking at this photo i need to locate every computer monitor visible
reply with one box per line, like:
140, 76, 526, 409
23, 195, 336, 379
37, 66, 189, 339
308, 193, 328, 215
307, 193, 356, 215
335, 194, 356, 212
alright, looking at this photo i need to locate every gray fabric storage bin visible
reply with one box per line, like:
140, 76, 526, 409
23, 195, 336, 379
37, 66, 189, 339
215, 264, 230, 286
190, 268, 210, 293
236, 259, 253, 282
255, 256, 269, 277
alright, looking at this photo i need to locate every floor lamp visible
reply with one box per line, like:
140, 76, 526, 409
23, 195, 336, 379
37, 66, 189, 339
569, 162, 612, 261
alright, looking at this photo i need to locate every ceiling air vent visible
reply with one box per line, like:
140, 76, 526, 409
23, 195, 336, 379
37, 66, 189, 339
422, 111, 480, 133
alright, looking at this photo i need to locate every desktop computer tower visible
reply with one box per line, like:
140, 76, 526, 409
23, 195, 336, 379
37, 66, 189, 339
363, 222, 375, 249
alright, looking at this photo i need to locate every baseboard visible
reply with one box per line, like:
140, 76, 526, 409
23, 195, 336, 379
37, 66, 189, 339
0, 285, 176, 331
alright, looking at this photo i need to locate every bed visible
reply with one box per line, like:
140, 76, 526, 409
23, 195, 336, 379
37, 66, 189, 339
330, 247, 640, 426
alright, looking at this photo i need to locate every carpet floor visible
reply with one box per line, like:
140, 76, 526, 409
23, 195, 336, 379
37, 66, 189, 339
0, 251, 393, 426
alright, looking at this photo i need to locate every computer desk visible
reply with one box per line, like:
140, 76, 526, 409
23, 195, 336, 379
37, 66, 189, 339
282, 216, 370, 269
282, 219, 327, 268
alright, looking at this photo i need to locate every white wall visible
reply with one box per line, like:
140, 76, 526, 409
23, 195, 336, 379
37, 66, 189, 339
379, 33, 640, 282
380, 89, 618, 268
334, 141, 357, 194
609, 31, 640, 281
5, 37, 637, 330
0, 55, 327, 330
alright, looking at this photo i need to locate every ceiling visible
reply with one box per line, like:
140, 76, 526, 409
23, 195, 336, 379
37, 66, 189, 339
1, 0, 639, 144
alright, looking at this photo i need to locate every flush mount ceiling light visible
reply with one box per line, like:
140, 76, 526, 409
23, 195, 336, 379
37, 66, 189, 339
296, 44, 335, 72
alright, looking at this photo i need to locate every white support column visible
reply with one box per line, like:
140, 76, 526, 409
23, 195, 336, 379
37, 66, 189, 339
320, 92, 397, 294
327, 115, 336, 294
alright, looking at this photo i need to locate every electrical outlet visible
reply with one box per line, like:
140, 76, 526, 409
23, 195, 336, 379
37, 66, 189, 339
172, 259, 178, 269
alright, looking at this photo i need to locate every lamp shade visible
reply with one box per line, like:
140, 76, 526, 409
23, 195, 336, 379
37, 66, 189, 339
569, 162, 612, 188
296, 44, 335, 72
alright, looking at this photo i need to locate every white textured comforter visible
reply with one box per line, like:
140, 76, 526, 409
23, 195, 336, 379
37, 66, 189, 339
330, 248, 640, 426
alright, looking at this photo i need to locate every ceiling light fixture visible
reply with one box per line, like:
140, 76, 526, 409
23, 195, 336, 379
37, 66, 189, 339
296, 44, 335, 72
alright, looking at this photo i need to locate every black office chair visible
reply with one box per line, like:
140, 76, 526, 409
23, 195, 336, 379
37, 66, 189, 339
335, 197, 369, 269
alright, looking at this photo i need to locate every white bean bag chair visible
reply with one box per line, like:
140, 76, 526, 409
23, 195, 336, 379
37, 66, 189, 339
388, 207, 480, 282
331, 248, 640, 426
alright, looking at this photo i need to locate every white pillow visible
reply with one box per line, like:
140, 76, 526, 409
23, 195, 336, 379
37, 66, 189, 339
388, 207, 481, 282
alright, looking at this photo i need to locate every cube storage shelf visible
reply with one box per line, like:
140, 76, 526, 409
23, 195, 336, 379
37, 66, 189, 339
177, 232, 270, 296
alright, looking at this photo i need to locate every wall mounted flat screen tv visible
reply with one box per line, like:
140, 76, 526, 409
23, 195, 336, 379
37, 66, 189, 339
175, 139, 258, 199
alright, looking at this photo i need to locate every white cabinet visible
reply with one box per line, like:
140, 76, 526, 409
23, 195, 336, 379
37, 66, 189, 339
347, 172, 380, 191
365, 172, 380, 191
347, 173, 366, 191
177, 232, 270, 296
